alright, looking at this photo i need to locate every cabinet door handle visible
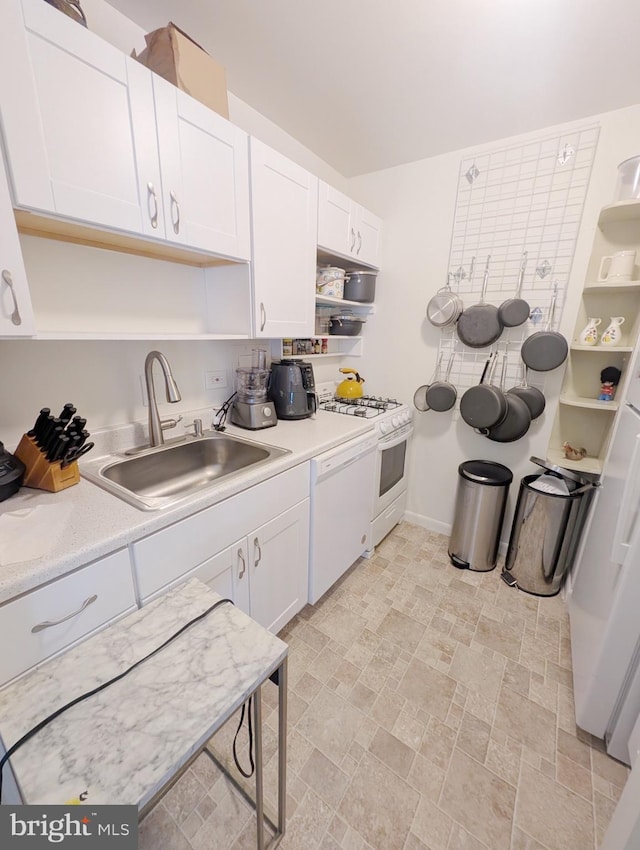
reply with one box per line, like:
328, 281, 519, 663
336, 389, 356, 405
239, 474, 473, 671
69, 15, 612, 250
2, 270, 22, 326
170, 190, 181, 234
238, 547, 246, 579
254, 537, 262, 567
146, 182, 158, 229
357, 231, 362, 254
350, 227, 356, 251
260, 302, 267, 332
31, 594, 98, 633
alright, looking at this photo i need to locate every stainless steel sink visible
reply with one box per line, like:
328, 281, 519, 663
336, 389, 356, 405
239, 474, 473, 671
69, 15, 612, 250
81, 433, 290, 510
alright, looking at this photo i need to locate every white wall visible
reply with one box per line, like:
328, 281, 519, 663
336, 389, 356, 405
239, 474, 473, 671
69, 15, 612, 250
82, 0, 349, 191
347, 105, 640, 536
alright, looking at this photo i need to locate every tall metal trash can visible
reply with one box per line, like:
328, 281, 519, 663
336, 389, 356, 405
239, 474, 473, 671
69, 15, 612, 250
449, 460, 513, 572
502, 458, 597, 596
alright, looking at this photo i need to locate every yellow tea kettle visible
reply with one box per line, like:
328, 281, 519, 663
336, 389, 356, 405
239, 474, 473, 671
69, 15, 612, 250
336, 367, 365, 399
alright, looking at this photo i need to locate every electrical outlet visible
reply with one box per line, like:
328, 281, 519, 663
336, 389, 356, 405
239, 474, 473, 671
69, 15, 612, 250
205, 370, 227, 390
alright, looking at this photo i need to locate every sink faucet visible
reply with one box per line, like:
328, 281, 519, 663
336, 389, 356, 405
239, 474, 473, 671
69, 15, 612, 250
144, 350, 182, 447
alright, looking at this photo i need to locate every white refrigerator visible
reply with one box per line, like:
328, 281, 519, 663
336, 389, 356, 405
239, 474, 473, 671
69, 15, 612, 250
569, 347, 640, 765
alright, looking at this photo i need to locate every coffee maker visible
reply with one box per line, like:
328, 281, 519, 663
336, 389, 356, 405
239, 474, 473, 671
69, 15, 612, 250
230, 349, 277, 430
269, 360, 317, 420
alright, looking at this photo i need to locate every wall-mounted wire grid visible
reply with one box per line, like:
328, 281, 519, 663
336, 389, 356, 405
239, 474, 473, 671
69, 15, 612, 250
432, 124, 600, 413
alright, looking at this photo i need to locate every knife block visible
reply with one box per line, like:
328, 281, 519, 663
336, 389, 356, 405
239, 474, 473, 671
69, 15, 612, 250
14, 434, 80, 492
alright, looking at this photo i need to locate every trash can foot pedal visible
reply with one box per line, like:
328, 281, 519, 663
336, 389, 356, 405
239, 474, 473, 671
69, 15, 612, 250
449, 552, 469, 570
501, 571, 518, 588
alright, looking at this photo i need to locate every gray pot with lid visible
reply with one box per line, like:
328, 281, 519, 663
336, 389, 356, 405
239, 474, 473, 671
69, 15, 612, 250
328, 312, 366, 336
344, 270, 377, 303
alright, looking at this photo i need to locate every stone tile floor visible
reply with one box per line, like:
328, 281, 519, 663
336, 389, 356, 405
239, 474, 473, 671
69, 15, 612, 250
139, 523, 628, 850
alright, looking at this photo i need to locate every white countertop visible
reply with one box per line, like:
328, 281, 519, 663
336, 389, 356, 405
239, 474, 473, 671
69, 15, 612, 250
0, 578, 287, 807
0, 411, 375, 605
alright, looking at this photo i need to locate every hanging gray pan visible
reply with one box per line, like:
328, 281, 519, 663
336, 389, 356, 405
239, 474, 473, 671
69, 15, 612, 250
498, 251, 530, 328
413, 353, 443, 411
426, 273, 464, 328
486, 350, 531, 442
425, 354, 457, 411
456, 255, 503, 348
507, 361, 546, 420
521, 283, 568, 372
459, 352, 507, 430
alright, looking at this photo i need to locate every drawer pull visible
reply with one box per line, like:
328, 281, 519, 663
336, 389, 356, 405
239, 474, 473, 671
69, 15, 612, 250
170, 190, 181, 234
238, 547, 246, 579
147, 182, 158, 229
2, 270, 22, 326
254, 537, 262, 568
31, 594, 98, 633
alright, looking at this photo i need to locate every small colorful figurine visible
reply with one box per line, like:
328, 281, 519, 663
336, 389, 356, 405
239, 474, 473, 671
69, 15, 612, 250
563, 442, 587, 461
598, 366, 622, 401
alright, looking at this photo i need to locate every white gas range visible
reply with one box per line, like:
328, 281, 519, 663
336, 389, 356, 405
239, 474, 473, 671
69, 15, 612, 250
316, 385, 414, 551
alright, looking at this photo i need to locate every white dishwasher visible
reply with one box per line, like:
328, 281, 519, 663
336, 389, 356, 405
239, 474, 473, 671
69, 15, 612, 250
309, 432, 378, 604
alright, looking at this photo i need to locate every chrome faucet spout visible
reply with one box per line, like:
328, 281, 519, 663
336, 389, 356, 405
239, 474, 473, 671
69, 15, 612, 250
144, 350, 182, 447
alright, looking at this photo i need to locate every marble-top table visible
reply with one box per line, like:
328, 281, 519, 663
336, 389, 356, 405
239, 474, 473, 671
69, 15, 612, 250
0, 578, 288, 848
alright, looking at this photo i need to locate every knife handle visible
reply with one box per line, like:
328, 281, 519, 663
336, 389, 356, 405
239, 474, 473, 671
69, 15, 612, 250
48, 434, 70, 463
59, 403, 76, 425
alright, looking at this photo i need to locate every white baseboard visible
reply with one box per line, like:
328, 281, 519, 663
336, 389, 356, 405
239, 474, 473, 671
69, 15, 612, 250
402, 510, 508, 557
403, 511, 451, 537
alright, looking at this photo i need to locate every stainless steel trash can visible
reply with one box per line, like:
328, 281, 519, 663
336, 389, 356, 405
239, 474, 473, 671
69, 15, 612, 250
502, 458, 597, 596
449, 460, 513, 572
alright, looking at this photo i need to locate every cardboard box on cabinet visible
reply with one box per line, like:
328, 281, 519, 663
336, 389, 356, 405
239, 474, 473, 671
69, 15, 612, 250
132, 23, 229, 119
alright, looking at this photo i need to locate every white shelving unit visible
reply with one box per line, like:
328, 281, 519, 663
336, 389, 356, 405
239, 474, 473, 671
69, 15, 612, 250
312, 246, 379, 359
548, 200, 640, 473
270, 335, 364, 361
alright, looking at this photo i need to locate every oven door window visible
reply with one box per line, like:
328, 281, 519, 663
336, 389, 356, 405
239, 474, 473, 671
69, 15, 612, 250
379, 440, 407, 497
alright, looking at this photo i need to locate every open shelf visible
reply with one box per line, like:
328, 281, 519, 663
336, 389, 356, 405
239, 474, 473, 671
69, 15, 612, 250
547, 448, 602, 475
598, 200, 640, 226
559, 395, 619, 411
571, 344, 634, 352
315, 294, 376, 312
583, 281, 640, 294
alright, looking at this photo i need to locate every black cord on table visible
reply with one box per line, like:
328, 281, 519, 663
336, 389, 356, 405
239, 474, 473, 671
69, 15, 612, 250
212, 392, 237, 431
232, 697, 255, 778
0, 596, 234, 803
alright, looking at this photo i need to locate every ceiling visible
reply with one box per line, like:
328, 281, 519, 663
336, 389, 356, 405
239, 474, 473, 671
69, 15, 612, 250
107, 0, 640, 177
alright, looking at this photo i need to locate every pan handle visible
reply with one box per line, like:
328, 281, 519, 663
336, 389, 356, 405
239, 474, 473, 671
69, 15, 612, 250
479, 352, 494, 385
468, 256, 475, 285
444, 353, 455, 382
432, 352, 444, 382
515, 251, 528, 298
480, 255, 491, 304
487, 349, 501, 386
545, 282, 559, 332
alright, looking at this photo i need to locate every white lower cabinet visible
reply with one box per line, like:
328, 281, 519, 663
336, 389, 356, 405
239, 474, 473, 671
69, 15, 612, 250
248, 500, 309, 633
132, 464, 310, 633
0, 549, 136, 687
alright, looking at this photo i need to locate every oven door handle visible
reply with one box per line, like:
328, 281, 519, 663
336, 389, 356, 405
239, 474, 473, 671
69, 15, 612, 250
378, 426, 413, 450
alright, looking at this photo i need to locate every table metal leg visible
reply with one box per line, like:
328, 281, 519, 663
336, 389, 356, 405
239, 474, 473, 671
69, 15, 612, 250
253, 687, 265, 850
278, 657, 287, 838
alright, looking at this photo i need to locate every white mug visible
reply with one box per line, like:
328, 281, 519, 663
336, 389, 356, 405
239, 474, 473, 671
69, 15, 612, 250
598, 250, 636, 282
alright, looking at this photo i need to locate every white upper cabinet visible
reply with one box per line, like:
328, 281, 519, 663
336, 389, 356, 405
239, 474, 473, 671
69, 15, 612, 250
317, 181, 382, 268
0, 157, 35, 337
250, 139, 318, 338
152, 76, 250, 260
0, 0, 250, 262
0, 0, 162, 237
